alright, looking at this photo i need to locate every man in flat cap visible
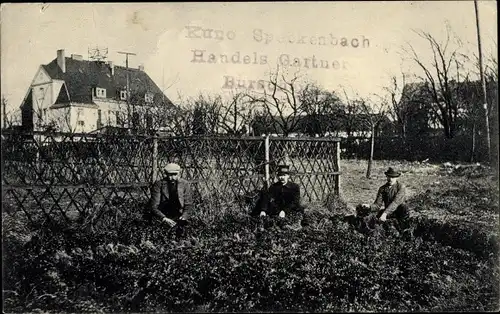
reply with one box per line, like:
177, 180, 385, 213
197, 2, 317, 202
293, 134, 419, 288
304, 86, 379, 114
252, 165, 305, 222
148, 163, 194, 235
354, 167, 410, 233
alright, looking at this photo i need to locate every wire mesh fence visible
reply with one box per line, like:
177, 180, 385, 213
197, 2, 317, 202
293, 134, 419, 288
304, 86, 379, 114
2, 130, 341, 229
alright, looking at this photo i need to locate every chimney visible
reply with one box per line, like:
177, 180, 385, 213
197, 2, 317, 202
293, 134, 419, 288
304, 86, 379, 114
71, 54, 83, 61
108, 61, 114, 75
138, 64, 144, 71
57, 49, 66, 73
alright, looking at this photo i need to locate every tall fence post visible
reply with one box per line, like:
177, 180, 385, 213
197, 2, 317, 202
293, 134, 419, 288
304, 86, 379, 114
264, 135, 270, 188
335, 140, 341, 196
96, 137, 101, 182
35, 149, 41, 174
152, 136, 158, 182
35, 134, 41, 174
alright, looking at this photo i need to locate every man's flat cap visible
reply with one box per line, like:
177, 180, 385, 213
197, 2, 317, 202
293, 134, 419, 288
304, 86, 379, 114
165, 163, 181, 174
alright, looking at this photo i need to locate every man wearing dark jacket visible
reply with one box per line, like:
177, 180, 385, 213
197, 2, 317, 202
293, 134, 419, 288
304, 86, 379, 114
148, 163, 193, 234
253, 165, 305, 220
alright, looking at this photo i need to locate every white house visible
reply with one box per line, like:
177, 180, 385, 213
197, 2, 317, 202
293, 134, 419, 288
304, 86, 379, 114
20, 49, 174, 133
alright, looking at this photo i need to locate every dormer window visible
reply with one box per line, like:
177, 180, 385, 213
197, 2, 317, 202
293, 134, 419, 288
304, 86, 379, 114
145, 92, 154, 104
95, 87, 106, 98
120, 90, 127, 101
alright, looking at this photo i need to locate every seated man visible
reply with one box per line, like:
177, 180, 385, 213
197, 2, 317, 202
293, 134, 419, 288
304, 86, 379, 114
252, 165, 305, 222
147, 163, 194, 235
355, 167, 410, 232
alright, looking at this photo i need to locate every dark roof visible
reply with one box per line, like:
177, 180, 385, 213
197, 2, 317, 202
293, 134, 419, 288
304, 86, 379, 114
41, 57, 174, 107
20, 89, 33, 110
400, 80, 492, 106
54, 82, 70, 104
400, 82, 433, 105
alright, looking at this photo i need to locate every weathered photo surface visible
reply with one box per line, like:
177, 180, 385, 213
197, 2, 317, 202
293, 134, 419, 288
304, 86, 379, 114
1, 2, 498, 312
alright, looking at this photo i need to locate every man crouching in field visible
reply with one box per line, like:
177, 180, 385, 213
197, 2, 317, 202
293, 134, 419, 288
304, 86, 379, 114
147, 163, 193, 237
252, 165, 305, 228
352, 167, 411, 234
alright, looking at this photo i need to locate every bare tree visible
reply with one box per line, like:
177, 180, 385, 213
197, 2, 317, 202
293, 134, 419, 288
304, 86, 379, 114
153, 93, 195, 136
484, 50, 498, 163
139, 90, 257, 137
384, 72, 413, 144
1, 95, 22, 129
162, 106, 195, 136
358, 95, 389, 179
454, 77, 482, 161
190, 94, 224, 135
404, 27, 469, 138
485, 51, 498, 82
245, 66, 306, 136
123, 89, 192, 136
340, 87, 365, 138
462, 48, 497, 123
216, 92, 257, 135
299, 84, 345, 137
447, 43, 498, 161
484, 50, 498, 125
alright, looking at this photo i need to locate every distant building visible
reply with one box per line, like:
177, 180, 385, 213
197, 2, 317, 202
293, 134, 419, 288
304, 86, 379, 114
250, 113, 394, 138
398, 82, 441, 132
20, 49, 174, 133
399, 79, 498, 135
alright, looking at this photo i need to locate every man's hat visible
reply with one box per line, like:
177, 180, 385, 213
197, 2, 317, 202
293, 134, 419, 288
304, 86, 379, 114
384, 167, 400, 178
165, 163, 181, 174
277, 164, 290, 175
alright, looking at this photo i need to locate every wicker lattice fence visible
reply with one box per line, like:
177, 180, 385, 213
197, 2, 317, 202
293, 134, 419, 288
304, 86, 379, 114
2, 130, 341, 228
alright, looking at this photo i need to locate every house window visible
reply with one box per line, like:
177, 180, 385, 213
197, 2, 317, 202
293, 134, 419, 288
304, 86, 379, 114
77, 121, 85, 126
145, 92, 154, 104
120, 90, 127, 101
95, 87, 106, 98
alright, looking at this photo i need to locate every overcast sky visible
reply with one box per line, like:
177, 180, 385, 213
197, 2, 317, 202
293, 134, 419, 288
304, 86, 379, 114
1, 1, 497, 114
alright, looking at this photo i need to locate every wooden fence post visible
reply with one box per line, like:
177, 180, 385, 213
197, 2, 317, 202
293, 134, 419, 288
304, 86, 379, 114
35, 134, 41, 175
265, 135, 270, 188
335, 140, 341, 196
36, 149, 41, 174
96, 139, 100, 182
152, 136, 158, 182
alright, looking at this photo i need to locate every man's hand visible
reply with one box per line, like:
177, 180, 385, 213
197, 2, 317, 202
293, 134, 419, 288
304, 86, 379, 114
260, 211, 267, 217
162, 217, 176, 227
279, 210, 286, 218
362, 203, 370, 209
379, 212, 387, 222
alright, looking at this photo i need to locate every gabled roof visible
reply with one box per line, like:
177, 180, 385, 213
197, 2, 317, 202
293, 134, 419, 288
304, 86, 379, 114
41, 57, 174, 107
